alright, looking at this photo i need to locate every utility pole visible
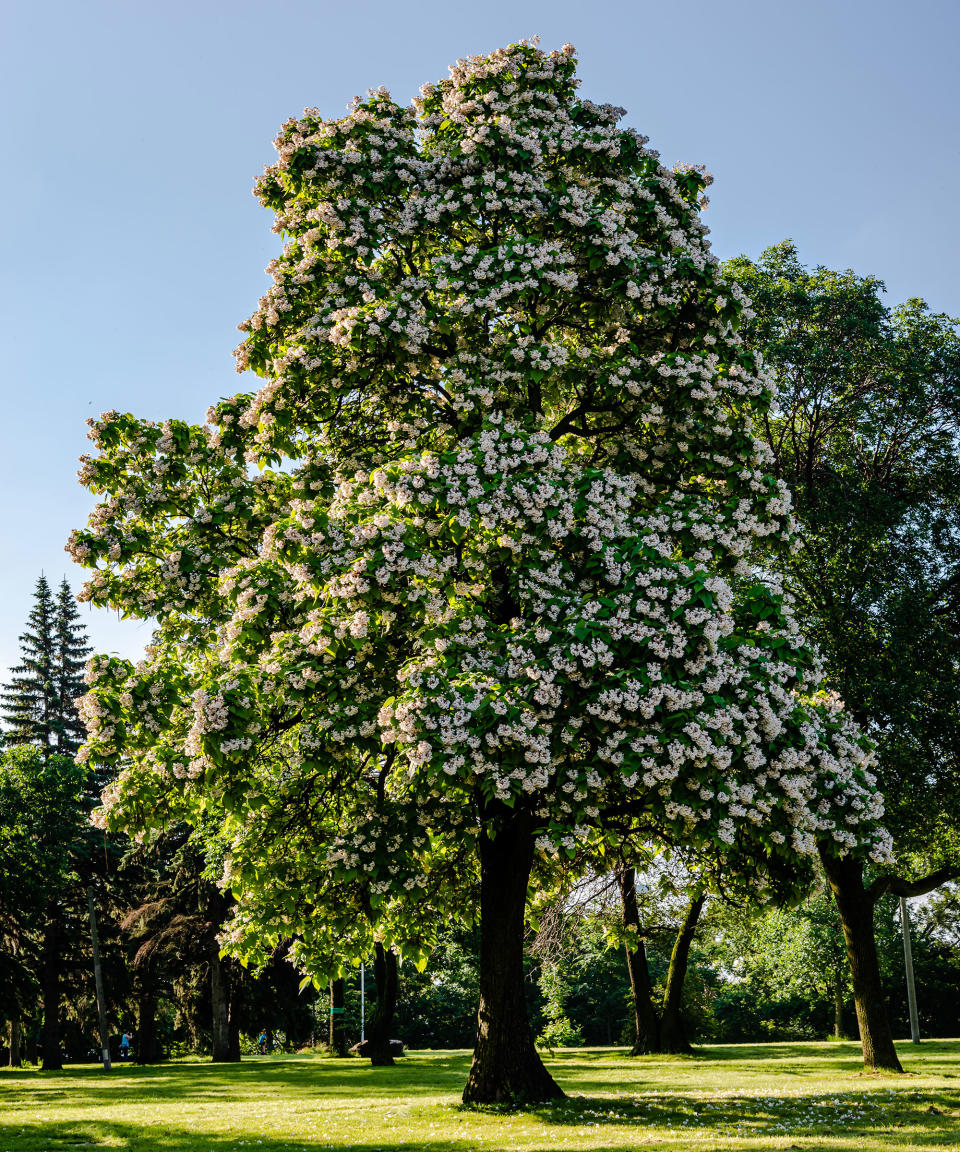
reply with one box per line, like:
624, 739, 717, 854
899, 896, 921, 1044
86, 888, 111, 1069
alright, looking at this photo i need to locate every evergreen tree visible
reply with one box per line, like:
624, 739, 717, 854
54, 578, 92, 755
2, 576, 57, 752
1, 576, 90, 757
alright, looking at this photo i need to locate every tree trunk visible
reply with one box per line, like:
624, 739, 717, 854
366, 943, 398, 1066
8, 1017, 21, 1067
228, 1013, 241, 1062
462, 810, 563, 1104
330, 978, 347, 1056
136, 985, 161, 1063
86, 889, 111, 1071
210, 948, 237, 1063
832, 984, 845, 1040
659, 890, 705, 1055
617, 867, 661, 1054
40, 905, 63, 1070
820, 850, 902, 1072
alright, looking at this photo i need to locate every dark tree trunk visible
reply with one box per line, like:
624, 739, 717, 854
8, 1017, 21, 1066
462, 810, 563, 1104
228, 1014, 241, 1062
658, 890, 705, 1055
617, 867, 661, 1054
136, 985, 161, 1063
40, 905, 63, 1070
210, 948, 237, 1063
366, 943, 398, 1066
330, 978, 347, 1056
833, 984, 845, 1040
820, 850, 902, 1072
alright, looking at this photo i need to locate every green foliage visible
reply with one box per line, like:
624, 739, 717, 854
725, 241, 960, 876
0, 745, 87, 1015
536, 963, 583, 1050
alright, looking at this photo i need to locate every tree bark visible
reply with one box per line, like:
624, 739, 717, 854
40, 904, 63, 1070
366, 943, 398, 1066
210, 948, 237, 1062
462, 810, 564, 1104
8, 1017, 21, 1067
659, 890, 705, 1054
617, 867, 661, 1054
820, 850, 902, 1071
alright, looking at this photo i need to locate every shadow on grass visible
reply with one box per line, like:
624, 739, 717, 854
5, 1047, 960, 1151
0, 1053, 474, 1111
4, 1102, 960, 1152
515, 1085, 960, 1148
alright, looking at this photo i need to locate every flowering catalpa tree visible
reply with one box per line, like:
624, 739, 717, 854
70, 41, 891, 1102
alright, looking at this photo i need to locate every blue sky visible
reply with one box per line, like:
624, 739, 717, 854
1, 0, 958, 672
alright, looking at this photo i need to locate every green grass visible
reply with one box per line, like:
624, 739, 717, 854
2, 1041, 960, 1150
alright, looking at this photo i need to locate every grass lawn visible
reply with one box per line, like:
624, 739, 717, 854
2, 1041, 960, 1151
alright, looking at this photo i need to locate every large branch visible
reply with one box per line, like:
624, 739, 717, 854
866, 865, 960, 903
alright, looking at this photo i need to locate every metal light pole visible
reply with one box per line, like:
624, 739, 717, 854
899, 896, 921, 1044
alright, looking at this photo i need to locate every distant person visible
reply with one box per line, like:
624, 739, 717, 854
258, 1030, 268, 1055
120, 1032, 133, 1060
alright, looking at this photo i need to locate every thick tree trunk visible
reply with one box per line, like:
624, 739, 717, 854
658, 890, 705, 1055
462, 811, 564, 1104
8, 1017, 21, 1066
365, 943, 398, 1066
617, 867, 661, 1054
820, 850, 902, 1072
210, 948, 237, 1063
40, 906, 63, 1070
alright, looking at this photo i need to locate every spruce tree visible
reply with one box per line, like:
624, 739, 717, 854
2, 576, 57, 751
53, 578, 92, 755
1, 576, 90, 756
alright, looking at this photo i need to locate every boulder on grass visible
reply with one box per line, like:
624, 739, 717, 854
348, 1039, 404, 1057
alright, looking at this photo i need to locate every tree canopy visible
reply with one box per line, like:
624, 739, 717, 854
70, 42, 890, 1101
725, 240, 960, 1070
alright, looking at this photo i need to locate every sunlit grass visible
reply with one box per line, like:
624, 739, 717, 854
2, 1041, 960, 1150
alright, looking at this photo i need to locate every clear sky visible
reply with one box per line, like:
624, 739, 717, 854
1, 0, 958, 673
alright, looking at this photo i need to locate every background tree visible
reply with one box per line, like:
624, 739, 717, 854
726, 242, 960, 1070
0, 746, 87, 1069
71, 42, 890, 1104
2, 576, 57, 752
2, 577, 90, 757
54, 578, 92, 756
